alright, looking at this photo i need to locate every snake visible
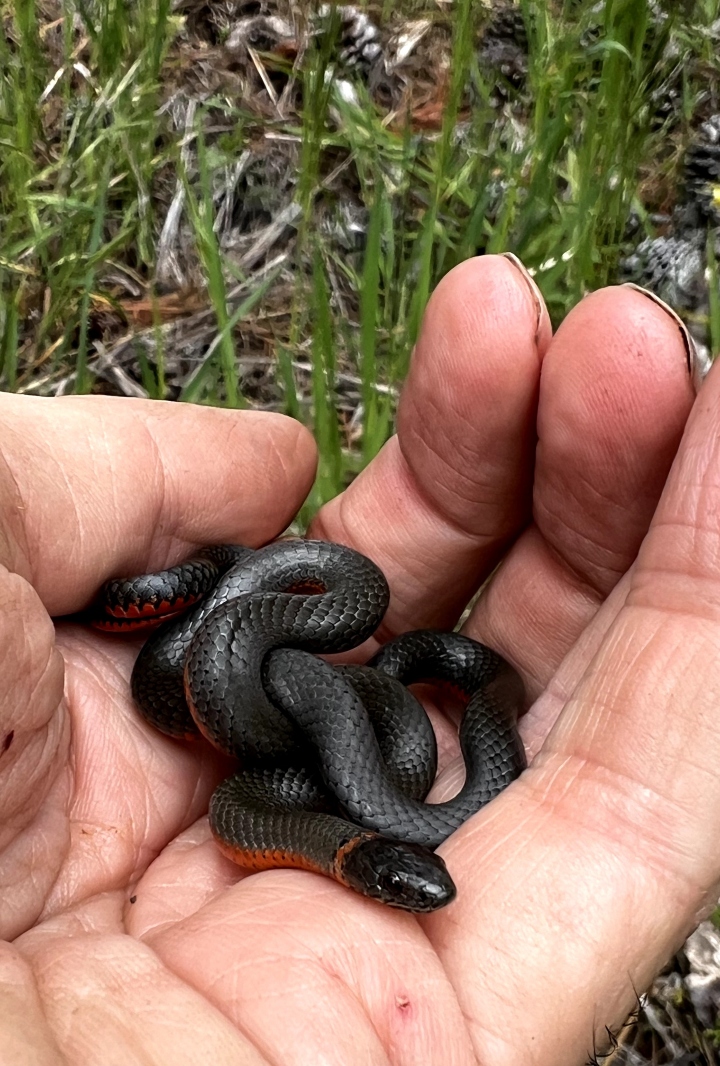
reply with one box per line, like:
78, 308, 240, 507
92, 539, 526, 912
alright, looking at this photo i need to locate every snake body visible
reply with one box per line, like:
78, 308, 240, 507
94, 540, 526, 912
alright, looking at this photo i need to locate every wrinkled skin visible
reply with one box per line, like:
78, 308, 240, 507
2, 254, 716, 1065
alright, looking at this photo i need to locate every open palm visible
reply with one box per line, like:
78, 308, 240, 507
2, 256, 712, 1066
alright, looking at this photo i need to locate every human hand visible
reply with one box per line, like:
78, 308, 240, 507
0, 398, 320, 1061
0, 254, 703, 1066
310, 255, 704, 1064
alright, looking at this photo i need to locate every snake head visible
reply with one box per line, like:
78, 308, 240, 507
338, 836, 456, 913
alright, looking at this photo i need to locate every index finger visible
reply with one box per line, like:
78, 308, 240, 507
0, 395, 317, 615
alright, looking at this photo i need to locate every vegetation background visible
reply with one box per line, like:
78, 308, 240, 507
3, 0, 720, 510
3, 0, 720, 1059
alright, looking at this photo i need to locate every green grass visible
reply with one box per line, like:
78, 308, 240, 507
1, 0, 720, 510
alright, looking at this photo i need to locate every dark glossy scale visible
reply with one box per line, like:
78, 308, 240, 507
183, 541, 390, 763
371, 629, 527, 821
97, 540, 526, 912
129, 546, 254, 736
98, 545, 243, 627
210, 768, 456, 912
262, 634, 526, 848
131, 540, 388, 743
336, 666, 437, 801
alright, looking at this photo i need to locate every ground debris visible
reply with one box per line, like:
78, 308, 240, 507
5, 0, 469, 406
594, 922, 720, 1066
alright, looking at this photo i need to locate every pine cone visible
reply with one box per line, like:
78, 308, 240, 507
681, 116, 720, 222
620, 234, 706, 312
478, 3, 528, 90
316, 4, 382, 73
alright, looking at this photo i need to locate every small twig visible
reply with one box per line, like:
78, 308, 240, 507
247, 46, 281, 112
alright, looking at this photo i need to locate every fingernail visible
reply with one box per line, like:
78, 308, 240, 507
502, 253, 545, 340
622, 283, 709, 393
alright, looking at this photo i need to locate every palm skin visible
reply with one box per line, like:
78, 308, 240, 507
0, 255, 712, 1066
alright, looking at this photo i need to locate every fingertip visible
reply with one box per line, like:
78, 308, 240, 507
564, 284, 692, 375
454, 283, 697, 701
142, 404, 318, 550
621, 282, 701, 386
397, 254, 547, 533
225, 410, 318, 503
240, 409, 317, 461
528, 283, 695, 602
312, 256, 555, 638
500, 253, 553, 353
540, 285, 694, 441
407, 254, 549, 392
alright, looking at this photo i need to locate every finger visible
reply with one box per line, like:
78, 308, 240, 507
429, 572, 634, 801
0, 395, 317, 615
427, 360, 720, 1066
0, 567, 67, 940
15, 930, 266, 1065
467, 286, 694, 695
0, 943, 64, 1064
514, 569, 633, 762
309, 254, 552, 644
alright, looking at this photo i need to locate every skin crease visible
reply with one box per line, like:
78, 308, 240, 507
1, 252, 715, 1065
